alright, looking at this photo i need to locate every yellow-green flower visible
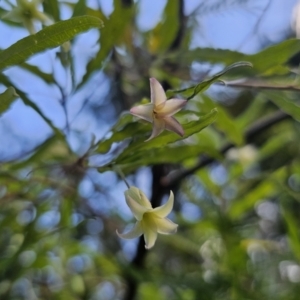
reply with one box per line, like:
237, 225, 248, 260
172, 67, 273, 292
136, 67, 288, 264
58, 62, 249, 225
130, 78, 187, 141
117, 186, 178, 249
3, 0, 53, 34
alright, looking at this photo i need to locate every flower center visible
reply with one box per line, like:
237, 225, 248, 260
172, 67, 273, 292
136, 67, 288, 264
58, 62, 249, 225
153, 110, 163, 120
23, 9, 32, 19
142, 212, 157, 230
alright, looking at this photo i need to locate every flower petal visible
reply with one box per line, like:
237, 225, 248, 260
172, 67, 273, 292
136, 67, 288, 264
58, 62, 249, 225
24, 19, 36, 35
125, 187, 152, 209
155, 99, 187, 117
126, 195, 149, 221
116, 222, 143, 239
138, 189, 153, 209
155, 217, 178, 234
2, 10, 22, 22
35, 10, 53, 25
130, 104, 153, 123
142, 223, 158, 249
145, 117, 165, 141
150, 78, 166, 106
164, 116, 184, 136
152, 191, 174, 218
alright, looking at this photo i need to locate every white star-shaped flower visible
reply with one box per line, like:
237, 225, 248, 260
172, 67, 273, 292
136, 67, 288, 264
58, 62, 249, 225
117, 186, 178, 249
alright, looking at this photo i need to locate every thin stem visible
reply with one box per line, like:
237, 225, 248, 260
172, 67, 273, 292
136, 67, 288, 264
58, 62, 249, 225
114, 166, 130, 188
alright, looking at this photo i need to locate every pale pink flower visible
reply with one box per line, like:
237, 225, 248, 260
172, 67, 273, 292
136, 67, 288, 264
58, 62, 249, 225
130, 78, 187, 141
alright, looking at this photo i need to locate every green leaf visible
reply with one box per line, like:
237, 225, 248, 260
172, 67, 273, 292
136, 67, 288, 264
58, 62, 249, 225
236, 92, 267, 129
43, 0, 60, 21
138, 283, 164, 300
97, 109, 218, 172
104, 144, 221, 174
19, 63, 56, 84
259, 131, 293, 161
8, 135, 69, 170
0, 87, 19, 115
228, 179, 275, 219
166, 61, 252, 100
148, 0, 179, 53
72, 0, 87, 17
260, 90, 300, 122
0, 73, 63, 136
198, 95, 244, 145
139, 109, 218, 151
229, 168, 285, 219
98, 109, 217, 155
0, 16, 103, 71
281, 200, 300, 260
167, 39, 300, 76
97, 113, 135, 154
77, 2, 133, 89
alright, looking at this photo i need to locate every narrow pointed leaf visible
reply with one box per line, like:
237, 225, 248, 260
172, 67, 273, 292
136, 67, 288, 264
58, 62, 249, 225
228, 168, 286, 219
76, 4, 132, 89
148, 0, 179, 53
281, 201, 300, 260
167, 62, 252, 100
167, 39, 300, 76
260, 90, 300, 122
72, 0, 87, 17
43, 0, 60, 21
20, 63, 56, 84
198, 94, 244, 145
97, 109, 218, 172
122, 108, 218, 155
104, 144, 222, 174
0, 16, 103, 71
0, 73, 63, 136
0, 87, 19, 115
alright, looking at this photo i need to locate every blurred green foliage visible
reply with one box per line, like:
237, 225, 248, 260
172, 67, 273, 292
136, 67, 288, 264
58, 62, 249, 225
1, 0, 300, 299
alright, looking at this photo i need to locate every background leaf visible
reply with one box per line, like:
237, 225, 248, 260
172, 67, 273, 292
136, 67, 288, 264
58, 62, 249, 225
166, 61, 252, 99
0, 87, 18, 115
76, 3, 132, 89
97, 109, 218, 172
167, 39, 300, 76
0, 16, 103, 71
